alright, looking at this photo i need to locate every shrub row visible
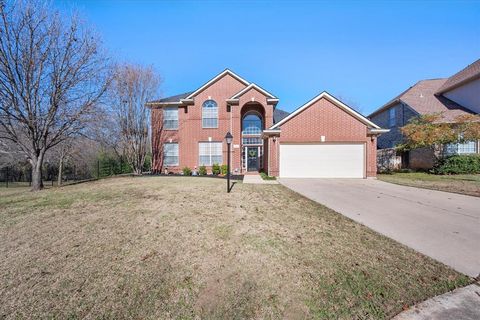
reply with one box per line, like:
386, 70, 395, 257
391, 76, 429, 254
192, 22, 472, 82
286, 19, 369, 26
433, 154, 480, 174
181, 164, 228, 176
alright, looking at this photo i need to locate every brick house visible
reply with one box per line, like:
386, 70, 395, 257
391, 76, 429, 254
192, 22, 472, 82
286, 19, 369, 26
147, 69, 387, 178
369, 58, 480, 169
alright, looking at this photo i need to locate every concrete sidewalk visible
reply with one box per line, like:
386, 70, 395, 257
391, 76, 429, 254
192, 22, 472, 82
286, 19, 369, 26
279, 178, 480, 277
393, 283, 480, 320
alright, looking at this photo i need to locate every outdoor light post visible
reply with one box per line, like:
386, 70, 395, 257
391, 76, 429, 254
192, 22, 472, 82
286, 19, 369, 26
225, 132, 233, 193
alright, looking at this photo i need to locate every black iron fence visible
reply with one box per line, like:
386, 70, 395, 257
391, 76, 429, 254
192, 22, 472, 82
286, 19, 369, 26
0, 159, 134, 188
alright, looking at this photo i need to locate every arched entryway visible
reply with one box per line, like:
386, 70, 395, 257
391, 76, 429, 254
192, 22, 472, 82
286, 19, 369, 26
241, 103, 265, 172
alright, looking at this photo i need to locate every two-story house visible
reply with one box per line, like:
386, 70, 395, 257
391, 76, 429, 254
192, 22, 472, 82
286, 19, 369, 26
147, 69, 387, 178
369, 58, 480, 169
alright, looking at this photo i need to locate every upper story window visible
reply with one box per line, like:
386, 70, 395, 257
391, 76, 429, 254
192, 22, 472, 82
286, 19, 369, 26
388, 107, 396, 128
242, 113, 263, 135
202, 100, 218, 128
163, 107, 178, 130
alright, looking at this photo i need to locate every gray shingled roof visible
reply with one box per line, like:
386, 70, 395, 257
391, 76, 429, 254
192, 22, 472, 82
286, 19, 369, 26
148, 92, 193, 104
273, 108, 290, 124
436, 58, 480, 94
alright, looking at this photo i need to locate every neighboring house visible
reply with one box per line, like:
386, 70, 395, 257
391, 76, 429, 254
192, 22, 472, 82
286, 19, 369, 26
147, 69, 387, 178
369, 58, 480, 169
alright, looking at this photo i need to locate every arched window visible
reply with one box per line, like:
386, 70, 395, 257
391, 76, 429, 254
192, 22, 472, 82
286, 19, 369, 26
242, 113, 263, 135
202, 100, 218, 128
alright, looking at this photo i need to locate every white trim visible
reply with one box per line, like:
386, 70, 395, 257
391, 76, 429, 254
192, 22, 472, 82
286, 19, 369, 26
180, 98, 194, 104
186, 69, 250, 99
368, 128, 390, 134
145, 101, 181, 106
270, 91, 381, 130
230, 83, 277, 99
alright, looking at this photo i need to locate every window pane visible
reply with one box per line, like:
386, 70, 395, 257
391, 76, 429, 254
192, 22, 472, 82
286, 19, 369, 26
444, 141, 477, 155
389, 108, 396, 127
199, 155, 210, 166
198, 142, 222, 166
163, 107, 178, 129
458, 141, 476, 154
242, 113, 263, 134
242, 137, 262, 145
202, 118, 218, 128
202, 100, 218, 128
164, 143, 178, 166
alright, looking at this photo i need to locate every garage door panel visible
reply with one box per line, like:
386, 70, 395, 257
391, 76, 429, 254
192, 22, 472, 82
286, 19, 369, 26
279, 144, 365, 178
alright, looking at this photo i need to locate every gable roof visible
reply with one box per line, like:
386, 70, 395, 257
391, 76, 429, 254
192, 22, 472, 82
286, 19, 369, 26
147, 92, 193, 105
273, 108, 290, 124
230, 83, 277, 99
270, 91, 380, 130
436, 58, 480, 94
368, 79, 475, 122
185, 69, 249, 99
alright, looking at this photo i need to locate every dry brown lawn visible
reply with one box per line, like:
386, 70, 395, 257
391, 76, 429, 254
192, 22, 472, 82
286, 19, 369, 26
0, 176, 470, 319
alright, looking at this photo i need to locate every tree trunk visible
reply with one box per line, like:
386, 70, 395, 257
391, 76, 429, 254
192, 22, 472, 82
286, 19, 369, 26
30, 158, 43, 191
57, 156, 64, 186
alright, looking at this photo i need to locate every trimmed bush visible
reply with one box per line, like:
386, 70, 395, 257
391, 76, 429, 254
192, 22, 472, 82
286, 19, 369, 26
182, 167, 192, 176
212, 163, 221, 175
433, 154, 480, 174
198, 166, 207, 175
260, 171, 276, 180
221, 164, 228, 175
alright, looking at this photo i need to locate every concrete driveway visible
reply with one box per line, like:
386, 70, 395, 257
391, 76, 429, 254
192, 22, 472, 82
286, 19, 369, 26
280, 178, 480, 277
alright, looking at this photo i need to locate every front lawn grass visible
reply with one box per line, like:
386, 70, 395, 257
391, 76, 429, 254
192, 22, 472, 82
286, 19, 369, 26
0, 176, 471, 319
378, 172, 480, 197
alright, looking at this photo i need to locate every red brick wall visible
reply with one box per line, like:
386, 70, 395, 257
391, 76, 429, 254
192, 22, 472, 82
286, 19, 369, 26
151, 74, 275, 174
268, 97, 377, 177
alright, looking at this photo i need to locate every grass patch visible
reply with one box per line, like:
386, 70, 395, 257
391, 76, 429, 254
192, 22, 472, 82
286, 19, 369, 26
260, 171, 276, 180
378, 172, 480, 197
0, 176, 471, 319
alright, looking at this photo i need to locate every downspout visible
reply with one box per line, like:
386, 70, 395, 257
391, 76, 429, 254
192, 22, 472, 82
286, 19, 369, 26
267, 138, 270, 176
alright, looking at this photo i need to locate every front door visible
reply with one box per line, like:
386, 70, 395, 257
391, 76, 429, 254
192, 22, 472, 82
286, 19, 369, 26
247, 147, 258, 171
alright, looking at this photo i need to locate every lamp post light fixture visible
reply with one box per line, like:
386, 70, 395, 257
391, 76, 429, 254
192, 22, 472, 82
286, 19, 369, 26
225, 132, 233, 193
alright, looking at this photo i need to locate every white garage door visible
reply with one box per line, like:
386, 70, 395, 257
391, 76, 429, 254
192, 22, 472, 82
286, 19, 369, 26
279, 143, 365, 178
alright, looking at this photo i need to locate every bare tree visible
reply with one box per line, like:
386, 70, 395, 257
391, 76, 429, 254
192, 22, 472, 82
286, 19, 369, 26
0, 0, 111, 191
110, 64, 160, 175
0, 136, 24, 167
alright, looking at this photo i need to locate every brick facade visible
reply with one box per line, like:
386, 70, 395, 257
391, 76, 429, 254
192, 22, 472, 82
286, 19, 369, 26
150, 71, 383, 177
151, 73, 275, 174
265, 97, 378, 177
369, 102, 417, 149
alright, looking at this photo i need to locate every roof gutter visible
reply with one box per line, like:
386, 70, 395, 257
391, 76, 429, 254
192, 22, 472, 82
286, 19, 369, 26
368, 128, 390, 135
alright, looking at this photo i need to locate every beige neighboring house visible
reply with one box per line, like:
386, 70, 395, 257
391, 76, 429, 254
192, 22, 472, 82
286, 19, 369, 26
369, 58, 480, 169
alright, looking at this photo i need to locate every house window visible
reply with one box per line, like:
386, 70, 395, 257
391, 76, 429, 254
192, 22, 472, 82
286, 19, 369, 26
202, 100, 218, 128
444, 141, 477, 155
242, 137, 263, 145
163, 107, 178, 130
163, 143, 179, 166
242, 113, 263, 135
389, 107, 396, 127
199, 142, 222, 166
